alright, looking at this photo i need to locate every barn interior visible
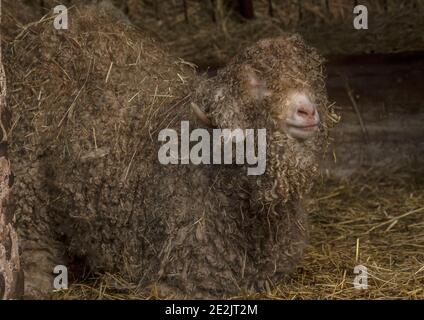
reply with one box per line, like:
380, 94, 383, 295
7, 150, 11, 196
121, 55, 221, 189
2, 0, 424, 299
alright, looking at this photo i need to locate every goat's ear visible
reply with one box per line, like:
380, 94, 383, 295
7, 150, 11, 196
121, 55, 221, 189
243, 67, 272, 100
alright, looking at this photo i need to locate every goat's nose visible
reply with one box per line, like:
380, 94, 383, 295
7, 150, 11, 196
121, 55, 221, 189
296, 104, 316, 120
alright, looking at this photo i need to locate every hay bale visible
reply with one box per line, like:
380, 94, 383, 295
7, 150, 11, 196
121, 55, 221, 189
3, 1, 336, 298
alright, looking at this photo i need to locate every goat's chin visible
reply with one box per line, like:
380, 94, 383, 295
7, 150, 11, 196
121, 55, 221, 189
252, 131, 322, 205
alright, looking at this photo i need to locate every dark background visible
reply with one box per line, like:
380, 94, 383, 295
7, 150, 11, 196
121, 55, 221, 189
22, 0, 424, 173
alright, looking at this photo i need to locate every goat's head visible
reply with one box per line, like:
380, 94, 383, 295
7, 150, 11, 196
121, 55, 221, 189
192, 35, 335, 205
